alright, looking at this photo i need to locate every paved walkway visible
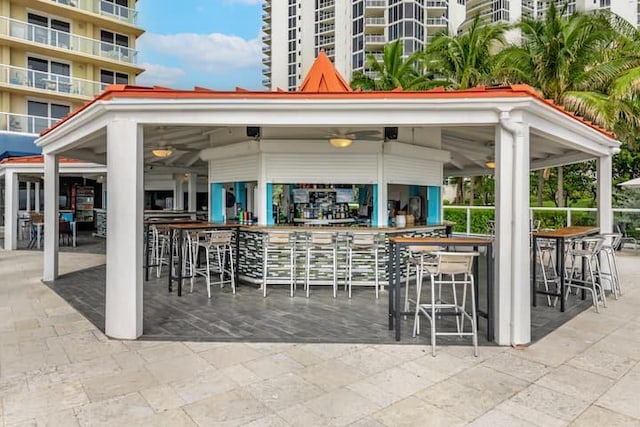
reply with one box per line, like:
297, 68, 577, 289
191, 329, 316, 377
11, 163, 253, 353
1, 250, 639, 426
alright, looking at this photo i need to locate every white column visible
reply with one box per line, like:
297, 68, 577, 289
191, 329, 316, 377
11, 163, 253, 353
105, 119, 143, 339
174, 176, 185, 210
43, 154, 59, 280
187, 173, 197, 211
4, 171, 18, 250
35, 181, 41, 212
495, 113, 531, 346
26, 182, 31, 212
597, 155, 613, 234
256, 154, 267, 225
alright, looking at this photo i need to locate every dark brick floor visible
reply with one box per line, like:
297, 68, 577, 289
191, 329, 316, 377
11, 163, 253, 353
43, 241, 592, 345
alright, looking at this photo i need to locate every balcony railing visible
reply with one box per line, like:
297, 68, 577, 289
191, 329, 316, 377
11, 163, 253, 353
50, 0, 138, 25
0, 17, 138, 65
0, 112, 60, 135
365, 17, 386, 25
426, 0, 448, 7
365, 0, 387, 7
318, 11, 335, 21
426, 17, 448, 25
0, 64, 104, 98
364, 35, 386, 44
318, 24, 335, 34
318, 0, 336, 8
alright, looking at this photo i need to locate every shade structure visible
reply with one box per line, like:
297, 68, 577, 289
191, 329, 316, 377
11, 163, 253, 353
618, 177, 640, 188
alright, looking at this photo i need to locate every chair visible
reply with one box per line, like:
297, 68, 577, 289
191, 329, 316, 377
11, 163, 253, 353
345, 233, 380, 298
58, 220, 73, 246
304, 232, 337, 298
615, 223, 638, 253
193, 230, 236, 298
262, 231, 296, 297
28, 213, 44, 249
413, 251, 479, 357
403, 245, 441, 316
534, 237, 559, 307
565, 236, 606, 313
598, 233, 622, 299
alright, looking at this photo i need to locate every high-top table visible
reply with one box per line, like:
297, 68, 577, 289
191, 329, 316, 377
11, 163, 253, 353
532, 226, 599, 312
388, 236, 494, 342
166, 223, 242, 296
144, 218, 202, 281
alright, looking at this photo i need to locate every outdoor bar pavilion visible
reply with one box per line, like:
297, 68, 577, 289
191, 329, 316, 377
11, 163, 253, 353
35, 52, 620, 347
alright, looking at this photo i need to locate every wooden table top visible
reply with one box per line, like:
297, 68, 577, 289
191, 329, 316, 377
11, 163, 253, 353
167, 222, 241, 230
144, 218, 202, 225
390, 236, 493, 245
532, 226, 599, 239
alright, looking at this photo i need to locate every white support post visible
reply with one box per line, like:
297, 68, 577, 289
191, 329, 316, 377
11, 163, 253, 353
35, 181, 41, 212
597, 155, 613, 234
4, 171, 18, 250
26, 182, 31, 212
494, 113, 532, 346
187, 173, 197, 212
105, 119, 143, 339
43, 154, 59, 280
174, 176, 185, 210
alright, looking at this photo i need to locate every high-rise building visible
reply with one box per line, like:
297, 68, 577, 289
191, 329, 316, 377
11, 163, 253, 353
262, 0, 464, 91
262, 0, 639, 91
0, 0, 145, 155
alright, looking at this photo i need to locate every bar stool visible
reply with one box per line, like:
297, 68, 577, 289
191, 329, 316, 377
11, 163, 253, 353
565, 236, 606, 312
304, 232, 338, 298
194, 230, 236, 298
413, 251, 479, 357
263, 231, 296, 297
534, 237, 559, 307
345, 233, 380, 298
403, 245, 441, 315
598, 233, 622, 299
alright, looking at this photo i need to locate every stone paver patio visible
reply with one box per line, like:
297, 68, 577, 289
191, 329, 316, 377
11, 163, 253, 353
1, 249, 639, 426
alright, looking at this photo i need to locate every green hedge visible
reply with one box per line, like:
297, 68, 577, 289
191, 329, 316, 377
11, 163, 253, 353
444, 208, 494, 234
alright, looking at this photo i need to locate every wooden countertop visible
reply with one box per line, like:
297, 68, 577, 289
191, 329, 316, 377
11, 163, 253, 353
239, 224, 449, 233
532, 226, 599, 239
390, 236, 492, 244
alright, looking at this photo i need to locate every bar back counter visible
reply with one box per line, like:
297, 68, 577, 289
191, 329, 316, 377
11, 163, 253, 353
236, 224, 448, 287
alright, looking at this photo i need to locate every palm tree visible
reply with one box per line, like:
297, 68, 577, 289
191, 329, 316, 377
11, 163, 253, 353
425, 15, 508, 90
350, 39, 439, 91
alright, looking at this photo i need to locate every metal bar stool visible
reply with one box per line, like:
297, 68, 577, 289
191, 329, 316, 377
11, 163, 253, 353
413, 251, 480, 357
404, 245, 441, 315
565, 236, 606, 312
346, 232, 381, 298
194, 230, 236, 298
262, 231, 296, 297
598, 233, 622, 299
304, 232, 338, 298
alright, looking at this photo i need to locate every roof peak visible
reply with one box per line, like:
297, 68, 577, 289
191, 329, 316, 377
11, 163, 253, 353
298, 50, 352, 93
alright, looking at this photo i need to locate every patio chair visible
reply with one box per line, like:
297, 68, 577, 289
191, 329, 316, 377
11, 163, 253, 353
565, 236, 606, 313
59, 220, 73, 246
413, 251, 480, 357
615, 223, 638, 253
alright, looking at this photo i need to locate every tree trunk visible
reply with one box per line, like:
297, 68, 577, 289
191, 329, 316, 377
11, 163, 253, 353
469, 177, 475, 206
537, 171, 544, 206
455, 178, 464, 204
556, 166, 564, 207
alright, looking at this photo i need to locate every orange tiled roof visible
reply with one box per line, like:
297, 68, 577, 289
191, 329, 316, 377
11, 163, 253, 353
298, 50, 352, 93
38, 56, 616, 141
0, 155, 83, 165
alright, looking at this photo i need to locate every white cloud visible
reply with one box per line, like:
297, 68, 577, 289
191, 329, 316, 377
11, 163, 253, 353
138, 32, 262, 76
136, 63, 186, 88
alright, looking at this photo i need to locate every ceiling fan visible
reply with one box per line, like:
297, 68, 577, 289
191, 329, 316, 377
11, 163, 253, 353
326, 128, 382, 148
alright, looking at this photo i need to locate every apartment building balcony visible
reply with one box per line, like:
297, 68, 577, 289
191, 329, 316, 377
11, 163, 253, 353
262, 12, 271, 22
48, 0, 139, 26
365, 17, 386, 26
318, 24, 335, 34
318, 35, 335, 46
1, 64, 104, 100
426, 17, 448, 26
364, 34, 386, 46
261, 78, 271, 88
365, 0, 387, 8
262, 33, 271, 43
262, 1, 271, 12
369, 52, 384, 62
0, 111, 59, 135
262, 23, 271, 33
318, 11, 335, 21
262, 44, 271, 55
425, 0, 448, 8
0, 17, 140, 69
317, 0, 336, 9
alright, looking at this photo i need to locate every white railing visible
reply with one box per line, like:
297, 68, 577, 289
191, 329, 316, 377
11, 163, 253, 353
318, 0, 335, 8
443, 205, 640, 236
426, 17, 448, 25
50, 0, 138, 25
0, 64, 104, 98
0, 112, 60, 135
365, 17, 386, 25
0, 17, 138, 64
318, 24, 335, 33
426, 0, 448, 7
318, 11, 335, 21
365, 35, 386, 44
365, 0, 387, 7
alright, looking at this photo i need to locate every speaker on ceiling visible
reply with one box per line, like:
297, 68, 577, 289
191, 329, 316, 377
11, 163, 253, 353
384, 127, 398, 140
246, 126, 261, 139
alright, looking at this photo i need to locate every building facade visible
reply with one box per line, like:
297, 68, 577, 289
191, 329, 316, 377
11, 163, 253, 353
263, 0, 639, 91
0, 0, 144, 156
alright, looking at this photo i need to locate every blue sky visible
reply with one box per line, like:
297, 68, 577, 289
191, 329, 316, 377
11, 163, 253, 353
135, 0, 263, 90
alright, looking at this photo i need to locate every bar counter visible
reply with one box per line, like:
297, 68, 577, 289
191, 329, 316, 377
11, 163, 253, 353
236, 224, 449, 285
